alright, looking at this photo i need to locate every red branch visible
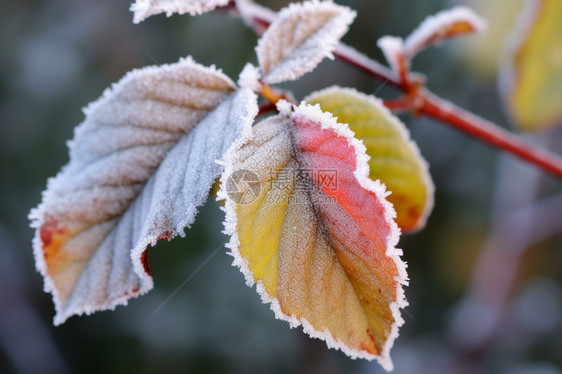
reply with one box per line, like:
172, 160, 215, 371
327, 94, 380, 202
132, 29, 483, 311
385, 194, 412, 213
231, 1, 562, 179
420, 91, 562, 178
334, 44, 403, 89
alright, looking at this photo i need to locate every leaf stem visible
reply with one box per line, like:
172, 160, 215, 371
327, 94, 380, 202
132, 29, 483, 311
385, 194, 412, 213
259, 83, 284, 105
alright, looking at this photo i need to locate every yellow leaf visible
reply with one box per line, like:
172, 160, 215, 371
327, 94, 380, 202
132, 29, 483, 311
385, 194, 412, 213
502, 0, 562, 131
218, 102, 407, 371
306, 87, 434, 233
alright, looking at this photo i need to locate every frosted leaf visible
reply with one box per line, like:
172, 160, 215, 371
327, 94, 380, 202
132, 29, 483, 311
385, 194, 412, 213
131, 0, 229, 23
256, 0, 355, 84
29, 56, 258, 324
403, 6, 486, 60
377, 36, 405, 72
218, 101, 407, 371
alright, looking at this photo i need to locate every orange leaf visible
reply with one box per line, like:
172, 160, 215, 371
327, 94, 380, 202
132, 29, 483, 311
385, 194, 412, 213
219, 101, 407, 371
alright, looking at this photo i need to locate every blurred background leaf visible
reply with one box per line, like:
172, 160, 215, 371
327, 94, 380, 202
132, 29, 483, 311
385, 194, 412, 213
500, 0, 562, 132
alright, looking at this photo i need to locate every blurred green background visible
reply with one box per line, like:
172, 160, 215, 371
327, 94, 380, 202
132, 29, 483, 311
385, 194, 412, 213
1, 0, 561, 373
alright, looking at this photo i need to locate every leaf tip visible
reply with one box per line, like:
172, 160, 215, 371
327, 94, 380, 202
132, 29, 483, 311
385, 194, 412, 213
237, 63, 262, 92
377, 36, 405, 72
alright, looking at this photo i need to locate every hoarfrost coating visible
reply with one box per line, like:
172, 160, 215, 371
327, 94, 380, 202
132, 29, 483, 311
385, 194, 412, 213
30, 56, 258, 324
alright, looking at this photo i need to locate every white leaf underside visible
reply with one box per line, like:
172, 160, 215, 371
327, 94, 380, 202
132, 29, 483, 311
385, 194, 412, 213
30, 56, 258, 324
131, 0, 229, 23
256, 0, 356, 84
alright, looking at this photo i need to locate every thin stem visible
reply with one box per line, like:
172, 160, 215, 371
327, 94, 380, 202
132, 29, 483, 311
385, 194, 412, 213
333, 44, 403, 89
419, 90, 562, 178
256, 82, 296, 115
259, 83, 285, 105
